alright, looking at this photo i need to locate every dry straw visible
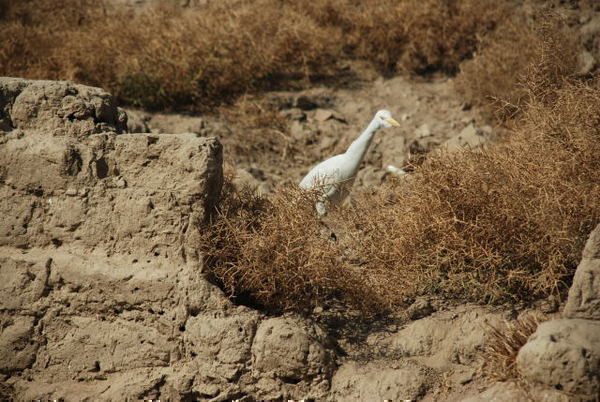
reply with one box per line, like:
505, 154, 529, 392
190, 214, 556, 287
482, 311, 548, 381
2, 0, 506, 110
203, 69, 600, 315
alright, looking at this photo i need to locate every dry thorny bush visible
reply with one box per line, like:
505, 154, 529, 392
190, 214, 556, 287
203, 77, 600, 315
1, 0, 509, 111
482, 311, 548, 381
201, 180, 385, 314
345, 80, 600, 306
455, 11, 579, 120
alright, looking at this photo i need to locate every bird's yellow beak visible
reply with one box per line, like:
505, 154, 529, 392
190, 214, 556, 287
385, 117, 401, 127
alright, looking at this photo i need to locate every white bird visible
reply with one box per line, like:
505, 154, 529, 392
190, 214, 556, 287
299, 109, 401, 214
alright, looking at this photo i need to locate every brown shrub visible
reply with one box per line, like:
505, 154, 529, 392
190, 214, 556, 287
218, 96, 297, 165
201, 181, 385, 314
482, 311, 548, 381
203, 78, 600, 314
0, 0, 103, 79
1, 0, 509, 110
298, 0, 509, 74
61, 1, 344, 110
340, 79, 600, 306
456, 12, 579, 120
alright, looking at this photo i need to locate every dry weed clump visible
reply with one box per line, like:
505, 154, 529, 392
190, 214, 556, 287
203, 79, 599, 313
482, 312, 548, 381
1, 0, 343, 110
0, 0, 103, 78
218, 96, 298, 165
302, 0, 508, 74
456, 13, 579, 120
201, 181, 385, 314
341, 80, 600, 306
1, 0, 509, 110
61, 1, 343, 110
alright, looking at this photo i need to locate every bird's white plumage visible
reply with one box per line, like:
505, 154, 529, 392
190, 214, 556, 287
299, 109, 400, 214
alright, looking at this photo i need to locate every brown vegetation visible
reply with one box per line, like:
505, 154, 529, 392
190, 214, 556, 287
341, 79, 600, 306
455, 12, 579, 120
203, 75, 600, 314
201, 181, 384, 313
1, 0, 507, 110
482, 312, 547, 381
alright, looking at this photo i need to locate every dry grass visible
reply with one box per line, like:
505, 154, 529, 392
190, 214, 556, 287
482, 312, 548, 381
341, 79, 600, 306
201, 180, 385, 313
300, 0, 508, 74
456, 12, 579, 120
218, 96, 298, 165
1, 0, 509, 110
203, 78, 600, 314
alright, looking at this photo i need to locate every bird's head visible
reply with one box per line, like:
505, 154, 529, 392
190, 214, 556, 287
375, 109, 401, 128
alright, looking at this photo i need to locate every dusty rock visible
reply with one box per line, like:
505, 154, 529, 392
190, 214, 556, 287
0, 78, 229, 399
564, 223, 600, 320
516, 318, 600, 398
461, 381, 569, 402
330, 361, 430, 401
407, 297, 435, 320
124, 108, 150, 133
0, 77, 126, 138
184, 308, 260, 368
314, 108, 334, 122
36, 316, 172, 381
372, 307, 505, 368
147, 112, 206, 134
461, 381, 530, 402
443, 123, 491, 152
1, 133, 223, 254
0, 315, 37, 373
251, 316, 335, 398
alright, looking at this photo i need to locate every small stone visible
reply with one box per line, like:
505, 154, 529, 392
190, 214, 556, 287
280, 108, 306, 121
314, 109, 334, 122
578, 50, 596, 75
517, 319, 600, 397
407, 297, 435, 320
414, 124, 431, 139
290, 121, 305, 140
65, 188, 77, 196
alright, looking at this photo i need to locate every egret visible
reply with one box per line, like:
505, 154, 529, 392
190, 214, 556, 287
299, 109, 400, 214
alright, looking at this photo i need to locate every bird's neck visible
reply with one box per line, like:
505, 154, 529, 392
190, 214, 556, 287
344, 118, 380, 162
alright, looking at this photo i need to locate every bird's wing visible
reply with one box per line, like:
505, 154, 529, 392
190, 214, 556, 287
299, 155, 345, 189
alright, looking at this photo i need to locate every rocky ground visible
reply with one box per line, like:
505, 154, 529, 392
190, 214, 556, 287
1, 71, 599, 401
